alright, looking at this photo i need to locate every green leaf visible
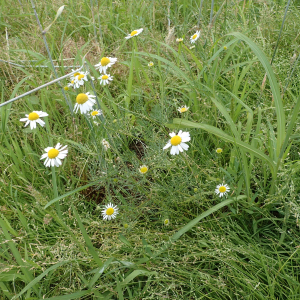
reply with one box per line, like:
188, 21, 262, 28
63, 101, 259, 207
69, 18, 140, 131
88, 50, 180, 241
122, 270, 156, 285
11, 261, 69, 300
72, 205, 103, 268
228, 32, 285, 157
44, 179, 102, 209
169, 118, 275, 174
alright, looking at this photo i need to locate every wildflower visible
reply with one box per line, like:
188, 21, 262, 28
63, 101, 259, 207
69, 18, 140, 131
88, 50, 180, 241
178, 105, 189, 113
98, 74, 113, 86
194, 188, 198, 192
20, 111, 48, 130
164, 219, 170, 226
40, 143, 68, 167
74, 92, 96, 114
216, 148, 223, 154
223, 46, 228, 50
215, 183, 230, 197
139, 165, 148, 174
124, 223, 129, 229
125, 28, 143, 39
102, 139, 110, 151
148, 61, 154, 67
102, 203, 118, 220
69, 70, 89, 89
190, 30, 200, 43
176, 38, 183, 43
89, 109, 103, 119
163, 130, 191, 155
64, 86, 69, 91
95, 57, 117, 74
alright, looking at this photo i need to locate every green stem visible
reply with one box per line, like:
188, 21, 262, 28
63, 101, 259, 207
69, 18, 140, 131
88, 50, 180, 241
51, 167, 62, 219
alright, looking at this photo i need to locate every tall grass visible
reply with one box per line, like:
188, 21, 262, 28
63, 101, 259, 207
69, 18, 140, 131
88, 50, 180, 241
1, 0, 300, 298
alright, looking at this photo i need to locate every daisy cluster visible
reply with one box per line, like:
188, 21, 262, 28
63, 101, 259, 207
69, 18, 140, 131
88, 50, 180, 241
18, 27, 230, 225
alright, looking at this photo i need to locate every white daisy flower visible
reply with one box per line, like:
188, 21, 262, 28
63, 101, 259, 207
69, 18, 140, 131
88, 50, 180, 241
102, 139, 110, 151
178, 105, 189, 113
40, 143, 68, 167
102, 203, 118, 220
95, 57, 117, 74
20, 111, 48, 130
74, 92, 96, 114
67, 80, 75, 89
164, 219, 170, 226
139, 165, 148, 174
148, 61, 154, 67
125, 28, 143, 39
163, 130, 191, 155
190, 30, 200, 43
216, 148, 223, 154
215, 183, 230, 197
69, 71, 90, 88
98, 74, 113, 86
89, 109, 103, 119
176, 38, 183, 43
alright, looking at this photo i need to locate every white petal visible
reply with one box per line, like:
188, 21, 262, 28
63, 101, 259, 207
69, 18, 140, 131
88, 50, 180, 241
170, 146, 177, 155
180, 142, 189, 150
163, 142, 171, 150
41, 153, 48, 159
37, 119, 45, 127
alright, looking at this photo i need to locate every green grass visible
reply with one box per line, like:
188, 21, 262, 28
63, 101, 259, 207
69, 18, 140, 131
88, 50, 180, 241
1, 0, 300, 299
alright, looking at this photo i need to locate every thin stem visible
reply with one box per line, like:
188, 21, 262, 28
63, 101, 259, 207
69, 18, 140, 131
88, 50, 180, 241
282, 53, 300, 96
197, 0, 205, 27
95, 0, 103, 46
209, 0, 215, 27
0, 66, 83, 108
29, 0, 73, 114
270, 0, 291, 65
51, 167, 62, 219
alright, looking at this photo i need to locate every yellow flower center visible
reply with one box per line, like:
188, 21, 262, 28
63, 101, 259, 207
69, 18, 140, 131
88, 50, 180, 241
219, 186, 227, 193
102, 75, 109, 80
64, 86, 69, 91
77, 74, 85, 80
216, 148, 223, 154
140, 166, 148, 173
164, 219, 169, 225
101, 57, 110, 66
73, 72, 80, 77
91, 111, 99, 116
180, 107, 187, 113
130, 30, 138, 36
170, 135, 182, 146
76, 93, 88, 104
48, 148, 59, 159
192, 34, 197, 40
28, 112, 39, 121
106, 207, 114, 215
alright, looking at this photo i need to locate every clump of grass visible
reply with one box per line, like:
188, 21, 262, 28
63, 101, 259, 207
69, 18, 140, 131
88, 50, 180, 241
1, 0, 300, 298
